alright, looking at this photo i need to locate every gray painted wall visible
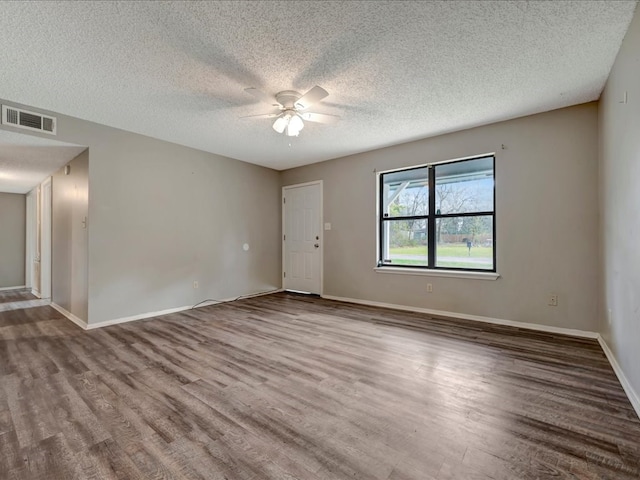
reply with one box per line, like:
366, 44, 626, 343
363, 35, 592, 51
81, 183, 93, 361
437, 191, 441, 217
282, 103, 600, 332
83, 130, 281, 324
0, 99, 282, 324
84, 126, 281, 324
0, 192, 26, 288
52, 151, 89, 321
599, 6, 640, 401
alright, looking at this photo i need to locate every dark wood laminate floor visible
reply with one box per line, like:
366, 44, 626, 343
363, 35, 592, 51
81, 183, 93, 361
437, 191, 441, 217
0, 293, 638, 480
0, 289, 36, 305
0, 290, 48, 314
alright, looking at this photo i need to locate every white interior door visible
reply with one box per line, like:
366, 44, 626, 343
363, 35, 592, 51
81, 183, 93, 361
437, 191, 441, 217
283, 181, 322, 294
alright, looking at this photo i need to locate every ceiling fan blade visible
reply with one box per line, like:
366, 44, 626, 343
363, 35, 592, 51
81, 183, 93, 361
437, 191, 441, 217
244, 87, 280, 107
294, 85, 329, 110
239, 112, 281, 119
300, 112, 340, 124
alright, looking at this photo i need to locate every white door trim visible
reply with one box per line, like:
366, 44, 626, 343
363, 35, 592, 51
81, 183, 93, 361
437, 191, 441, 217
40, 177, 52, 299
32, 185, 41, 298
25, 189, 36, 289
282, 180, 323, 295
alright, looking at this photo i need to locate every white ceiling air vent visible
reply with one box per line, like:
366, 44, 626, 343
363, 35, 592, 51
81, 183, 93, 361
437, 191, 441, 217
1, 105, 56, 135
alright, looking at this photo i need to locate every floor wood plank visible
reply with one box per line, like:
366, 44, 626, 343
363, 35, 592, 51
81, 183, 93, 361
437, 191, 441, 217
0, 289, 37, 305
0, 292, 638, 479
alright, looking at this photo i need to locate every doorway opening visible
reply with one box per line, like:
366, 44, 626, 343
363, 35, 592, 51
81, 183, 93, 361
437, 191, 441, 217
282, 180, 323, 295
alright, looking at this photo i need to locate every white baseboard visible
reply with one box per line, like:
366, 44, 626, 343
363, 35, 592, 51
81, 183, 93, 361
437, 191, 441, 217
0, 285, 26, 291
31, 288, 41, 298
51, 303, 88, 330
321, 294, 599, 339
188, 289, 285, 310
87, 304, 194, 330
597, 335, 640, 419
86, 288, 284, 330
243, 288, 284, 298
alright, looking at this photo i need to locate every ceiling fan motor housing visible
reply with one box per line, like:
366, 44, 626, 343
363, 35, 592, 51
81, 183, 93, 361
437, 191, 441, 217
275, 91, 302, 109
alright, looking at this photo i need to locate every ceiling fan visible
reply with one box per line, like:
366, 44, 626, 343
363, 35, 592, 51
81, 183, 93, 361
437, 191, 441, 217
242, 85, 340, 137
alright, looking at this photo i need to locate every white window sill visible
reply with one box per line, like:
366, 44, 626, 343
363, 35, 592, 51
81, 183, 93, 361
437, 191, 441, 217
374, 267, 499, 280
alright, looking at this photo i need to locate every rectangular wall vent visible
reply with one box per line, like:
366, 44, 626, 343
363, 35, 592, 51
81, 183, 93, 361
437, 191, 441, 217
1, 105, 57, 135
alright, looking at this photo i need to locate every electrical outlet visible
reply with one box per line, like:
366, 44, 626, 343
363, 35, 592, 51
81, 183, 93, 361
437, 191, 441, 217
193, 281, 199, 289
427, 283, 433, 293
548, 294, 558, 307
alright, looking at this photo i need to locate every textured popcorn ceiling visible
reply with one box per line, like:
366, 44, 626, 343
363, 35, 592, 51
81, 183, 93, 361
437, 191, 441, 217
0, 1, 636, 171
0, 131, 86, 194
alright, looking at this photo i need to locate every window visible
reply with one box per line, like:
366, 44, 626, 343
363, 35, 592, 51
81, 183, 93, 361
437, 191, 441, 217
378, 155, 495, 272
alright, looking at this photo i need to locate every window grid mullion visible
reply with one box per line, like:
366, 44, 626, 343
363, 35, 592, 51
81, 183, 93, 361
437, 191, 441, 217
434, 211, 494, 219
427, 166, 436, 268
381, 215, 429, 222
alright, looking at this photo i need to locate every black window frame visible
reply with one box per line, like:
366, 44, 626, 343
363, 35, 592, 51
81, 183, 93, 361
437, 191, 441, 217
378, 155, 496, 272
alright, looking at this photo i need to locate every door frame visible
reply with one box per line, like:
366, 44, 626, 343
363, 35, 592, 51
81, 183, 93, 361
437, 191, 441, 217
27, 178, 52, 299
282, 180, 323, 295
40, 176, 52, 299
25, 189, 36, 289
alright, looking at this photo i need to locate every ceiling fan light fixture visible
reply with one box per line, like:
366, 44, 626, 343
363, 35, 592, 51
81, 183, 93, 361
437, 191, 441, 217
286, 124, 300, 137
273, 116, 288, 134
289, 114, 303, 131
286, 114, 304, 137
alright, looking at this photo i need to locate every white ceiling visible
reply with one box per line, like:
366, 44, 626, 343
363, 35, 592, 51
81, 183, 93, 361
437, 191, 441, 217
0, 1, 636, 171
0, 130, 86, 194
